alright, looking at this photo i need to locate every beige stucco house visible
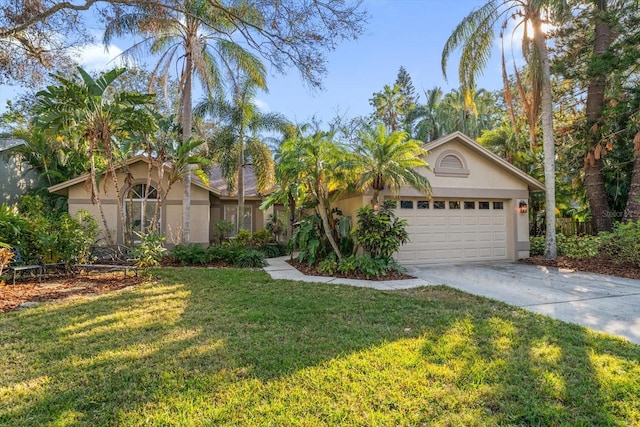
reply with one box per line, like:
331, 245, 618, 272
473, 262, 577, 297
335, 131, 545, 264
48, 132, 543, 262
48, 156, 270, 246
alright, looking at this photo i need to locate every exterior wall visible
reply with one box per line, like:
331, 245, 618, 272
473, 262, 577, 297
0, 153, 39, 205
64, 161, 211, 245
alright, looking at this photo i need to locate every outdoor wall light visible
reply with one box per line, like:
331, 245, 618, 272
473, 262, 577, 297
518, 200, 528, 214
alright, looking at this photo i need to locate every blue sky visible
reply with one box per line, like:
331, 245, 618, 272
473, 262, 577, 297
0, 0, 506, 123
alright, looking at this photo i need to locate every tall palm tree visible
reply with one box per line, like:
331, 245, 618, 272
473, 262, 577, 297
33, 67, 156, 245
104, 0, 267, 242
195, 76, 287, 232
351, 123, 432, 207
442, 0, 571, 259
369, 84, 406, 133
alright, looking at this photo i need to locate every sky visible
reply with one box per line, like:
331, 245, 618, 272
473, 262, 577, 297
0, 0, 508, 124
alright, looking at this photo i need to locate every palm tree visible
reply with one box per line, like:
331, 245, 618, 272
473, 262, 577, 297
33, 67, 156, 245
195, 76, 287, 232
442, 0, 571, 259
369, 84, 406, 133
351, 123, 432, 208
104, 0, 267, 242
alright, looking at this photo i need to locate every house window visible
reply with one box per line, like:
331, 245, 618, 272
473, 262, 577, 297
479, 201, 490, 210
493, 201, 504, 210
417, 200, 430, 209
125, 184, 159, 235
449, 201, 461, 209
225, 205, 252, 234
433, 201, 446, 209
400, 200, 414, 209
464, 201, 476, 209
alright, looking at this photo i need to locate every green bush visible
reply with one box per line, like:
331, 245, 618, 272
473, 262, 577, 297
213, 220, 234, 243
600, 221, 640, 267
257, 243, 287, 258
171, 243, 208, 265
336, 254, 389, 279
529, 236, 545, 256
234, 249, 266, 268
234, 229, 253, 247
252, 229, 273, 247
208, 242, 244, 264
132, 231, 167, 270
317, 253, 338, 275
352, 200, 409, 261
290, 214, 327, 266
530, 234, 600, 259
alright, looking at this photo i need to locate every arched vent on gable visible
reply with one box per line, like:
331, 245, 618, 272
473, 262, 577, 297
434, 150, 470, 177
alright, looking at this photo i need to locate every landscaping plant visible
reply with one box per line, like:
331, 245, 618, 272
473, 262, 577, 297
352, 200, 409, 261
132, 231, 167, 271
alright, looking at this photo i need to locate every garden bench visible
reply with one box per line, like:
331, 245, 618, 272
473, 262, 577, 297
74, 245, 139, 277
8, 247, 44, 285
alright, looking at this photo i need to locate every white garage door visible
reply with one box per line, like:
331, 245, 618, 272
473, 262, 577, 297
393, 198, 508, 264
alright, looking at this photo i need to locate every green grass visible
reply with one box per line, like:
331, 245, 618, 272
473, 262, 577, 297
1, 268, 639, 426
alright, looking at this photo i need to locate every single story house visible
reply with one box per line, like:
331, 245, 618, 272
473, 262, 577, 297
49, 132, 543, 263
335, 131, 545, 264
48, 155, 272, 246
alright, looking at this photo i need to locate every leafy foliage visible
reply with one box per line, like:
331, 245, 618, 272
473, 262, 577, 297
600, 221, 640, 267
352, 200, 409, 261
290, 214, 327, 266
235, 250, 267, 268
132, 232, 167, 271
171, 243, 209, 266
530, 234, 600, 259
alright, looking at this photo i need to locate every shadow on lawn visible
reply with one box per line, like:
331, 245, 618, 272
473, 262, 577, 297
1, 268, 638, 426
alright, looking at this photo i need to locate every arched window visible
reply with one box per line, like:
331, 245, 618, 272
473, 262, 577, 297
125, 183, 159, 234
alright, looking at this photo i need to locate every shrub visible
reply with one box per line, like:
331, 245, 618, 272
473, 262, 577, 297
207, 242, 244, 264
252, 229, 273, 247
213, 220, 234, 243
600, 221, 640, 267
336, 254, 389, 279
317, 253, 338, 275
132, 231, 167, 270
290, 214, 327, 265
352, 200, 409, 261
171, 243, 208, 265
337, 255, 358, 276
234, 229, 253, 248
530, 234, 600, 259
529, 236, 545, 256
257, 243, 287, 258
234, 249, 266, 268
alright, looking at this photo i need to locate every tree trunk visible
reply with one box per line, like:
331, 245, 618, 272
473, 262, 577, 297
317, 188, 342, 259
584, 0, 613, 232
533, 16, 557, 259
181, 48, 194, 243
586, 158, 612, 230
624, 153, 640, 222
89, 148, 115, 246
238, 130, 246, 232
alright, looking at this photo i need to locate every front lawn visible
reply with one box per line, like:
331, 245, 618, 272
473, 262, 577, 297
1, 268, 638, 426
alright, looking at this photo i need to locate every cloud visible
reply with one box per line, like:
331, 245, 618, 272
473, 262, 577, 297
254, 98, 270, 111
73, 43, 128, 71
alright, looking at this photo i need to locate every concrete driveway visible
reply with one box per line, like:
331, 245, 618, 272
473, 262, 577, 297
410, 262, 640, 345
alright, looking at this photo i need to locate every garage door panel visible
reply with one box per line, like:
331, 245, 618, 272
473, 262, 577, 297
394, 198, 509, 264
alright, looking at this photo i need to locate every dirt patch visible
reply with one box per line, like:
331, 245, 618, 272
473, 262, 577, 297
0, 272, 146, 313
287, 259, 416, 281
520, 255, 640, 280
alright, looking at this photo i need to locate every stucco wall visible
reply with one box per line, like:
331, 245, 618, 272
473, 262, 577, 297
0, 153, 39, 205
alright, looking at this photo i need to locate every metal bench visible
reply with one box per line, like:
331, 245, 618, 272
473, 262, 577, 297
74, 245, 139, 277
8, 247, 43, 285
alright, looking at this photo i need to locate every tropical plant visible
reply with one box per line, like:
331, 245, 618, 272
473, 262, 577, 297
104, 0, 267, 242
350, 122, 432, 207
442, 0, 572, 259
235, 249, 267, 268
132, 231, 167, 271
195, 76, 287, 232
0, 244, 14, 281
352, 200, 409, 262
32, 66, 156, 245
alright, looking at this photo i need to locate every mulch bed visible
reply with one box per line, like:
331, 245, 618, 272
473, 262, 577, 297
520, 255, 640, 280
0, 272, 146, 314
286, 259, 416, 281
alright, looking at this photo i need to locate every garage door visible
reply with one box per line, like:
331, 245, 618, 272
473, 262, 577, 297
392, 198, 508, 264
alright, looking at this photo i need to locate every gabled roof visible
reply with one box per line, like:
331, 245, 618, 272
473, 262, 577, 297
48, 155, 221, 196
0, 138, 25, 152
425, 131, 545, 192
208, 165, 264, 199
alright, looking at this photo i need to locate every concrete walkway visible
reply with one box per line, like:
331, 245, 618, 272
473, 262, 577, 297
263, 256, 428, 290
263, 256, 640, 345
